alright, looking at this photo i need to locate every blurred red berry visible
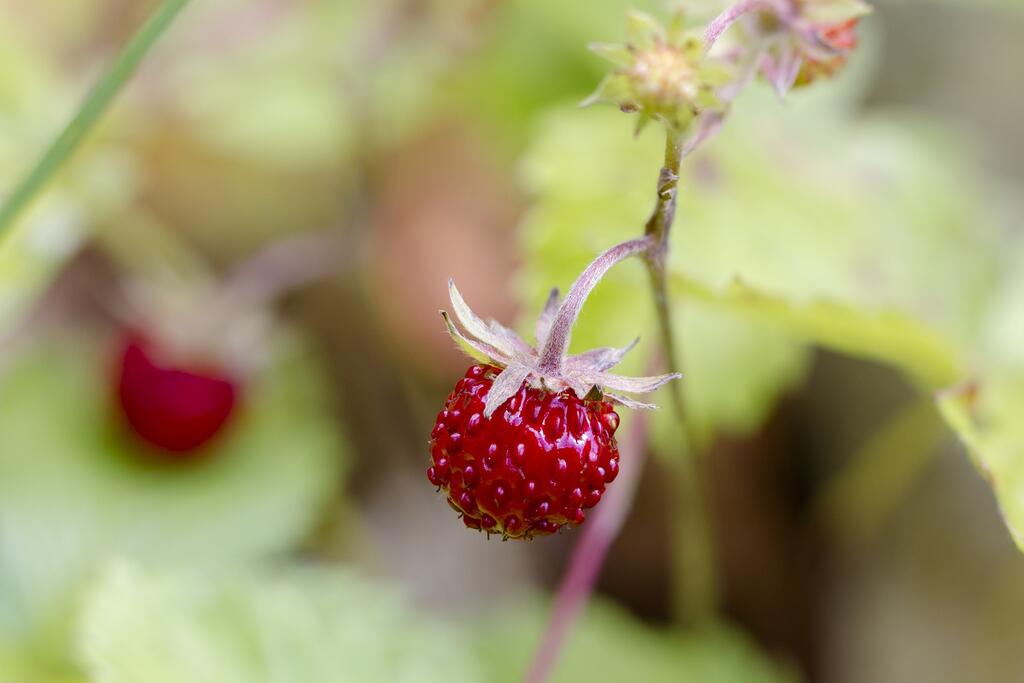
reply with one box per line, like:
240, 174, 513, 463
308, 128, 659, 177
428, 364, 621, 540
115, 334, 239, 457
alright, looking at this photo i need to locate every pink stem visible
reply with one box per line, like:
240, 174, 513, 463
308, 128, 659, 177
190, 231, 344, 342
680, 111, 727, 161
537, 236, 655, 374
523, 410, 650, 683
703, 0, 790, 51
221, 230, 345, 307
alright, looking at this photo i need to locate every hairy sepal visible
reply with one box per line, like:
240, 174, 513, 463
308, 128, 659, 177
443, 264, 681, 414
484, 363, 530, 418
441, 311, 507, 364
567, 338, 639, 373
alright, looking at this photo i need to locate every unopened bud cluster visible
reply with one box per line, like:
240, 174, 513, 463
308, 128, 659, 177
625, 40, 702, 112
585, 11, 728, 134
587, 2, 871, 136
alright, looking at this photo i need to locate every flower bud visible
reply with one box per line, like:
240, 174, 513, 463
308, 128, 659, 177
793, 17, 860, 88
758, 0, 871, 96
585, 11, 730, 134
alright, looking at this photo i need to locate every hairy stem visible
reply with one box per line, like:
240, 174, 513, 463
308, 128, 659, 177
644, 129, 718, 627
0, 0, 193, 240
528, 128, 720, 683
703, 0, 792, 51
537, 235, 656, 374
524, 410, 651, 683
528, 131, 720, 683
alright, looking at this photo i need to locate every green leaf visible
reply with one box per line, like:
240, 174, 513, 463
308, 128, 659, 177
0, 335, 344, 650
974, 240, 1024, 373
938, 376, 1024, 550
674, 303, 811, 437
938, 239, 1024, 550
670, 274, 963, 388
476, 600, 797, 683
0, 645, 86, 683
667, 93, 996, 386
77, 563, 482, 683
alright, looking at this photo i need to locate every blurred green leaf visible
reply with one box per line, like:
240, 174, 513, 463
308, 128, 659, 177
439, 0, 661, 151
476, 600, 797, 683
76, 562, 793, 683
0, 335, 344, 653
124, 0, 470, 253
675, 303, 811, 437
938, 375, 1024, 550
670, 273, 962, 387
974, 241, 1024, 373
671, 91, 996, 376
162, 1, 356, 169
938, 239, 1024, 551
78, 562, 482, 683
0, 644, 85, 683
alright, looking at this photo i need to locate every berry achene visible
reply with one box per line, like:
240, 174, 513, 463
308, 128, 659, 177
429, 364, 621, 539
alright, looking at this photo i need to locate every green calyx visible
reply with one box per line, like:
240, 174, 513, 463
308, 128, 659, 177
584, 10, 731, 135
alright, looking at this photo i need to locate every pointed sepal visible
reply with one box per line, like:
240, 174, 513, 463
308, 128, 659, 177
483, 363, 531, 418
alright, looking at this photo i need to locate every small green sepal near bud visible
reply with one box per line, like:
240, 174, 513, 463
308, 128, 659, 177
583, 10, 730, 135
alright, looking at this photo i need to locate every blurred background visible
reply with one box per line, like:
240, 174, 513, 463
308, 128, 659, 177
1, 0, 1023, 681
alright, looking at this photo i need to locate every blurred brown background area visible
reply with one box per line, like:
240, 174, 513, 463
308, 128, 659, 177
4, 0, 1024, 681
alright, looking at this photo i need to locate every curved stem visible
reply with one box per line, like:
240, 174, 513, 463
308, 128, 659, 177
704, 0, 791, 52
0, 0, 193, 240
537, 235, 656, 374
524, 410, 650, 683
219, 231, 346, 308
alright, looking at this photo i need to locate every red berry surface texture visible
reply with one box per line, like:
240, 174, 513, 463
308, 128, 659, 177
429, 364, 621, 539
116, 335, 239, 456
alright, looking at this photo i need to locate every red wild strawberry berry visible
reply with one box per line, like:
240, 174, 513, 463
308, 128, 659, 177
437, 251, 679, 539
115, 333, 239, 457
429, 365, 621, 539
795, 19, 860, 87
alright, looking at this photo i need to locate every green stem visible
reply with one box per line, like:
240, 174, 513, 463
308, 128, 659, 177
644, 128, 718, 627
0, 0, 192, 239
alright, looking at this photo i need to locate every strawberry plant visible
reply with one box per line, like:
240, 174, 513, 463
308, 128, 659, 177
1, 0, 1023, 682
